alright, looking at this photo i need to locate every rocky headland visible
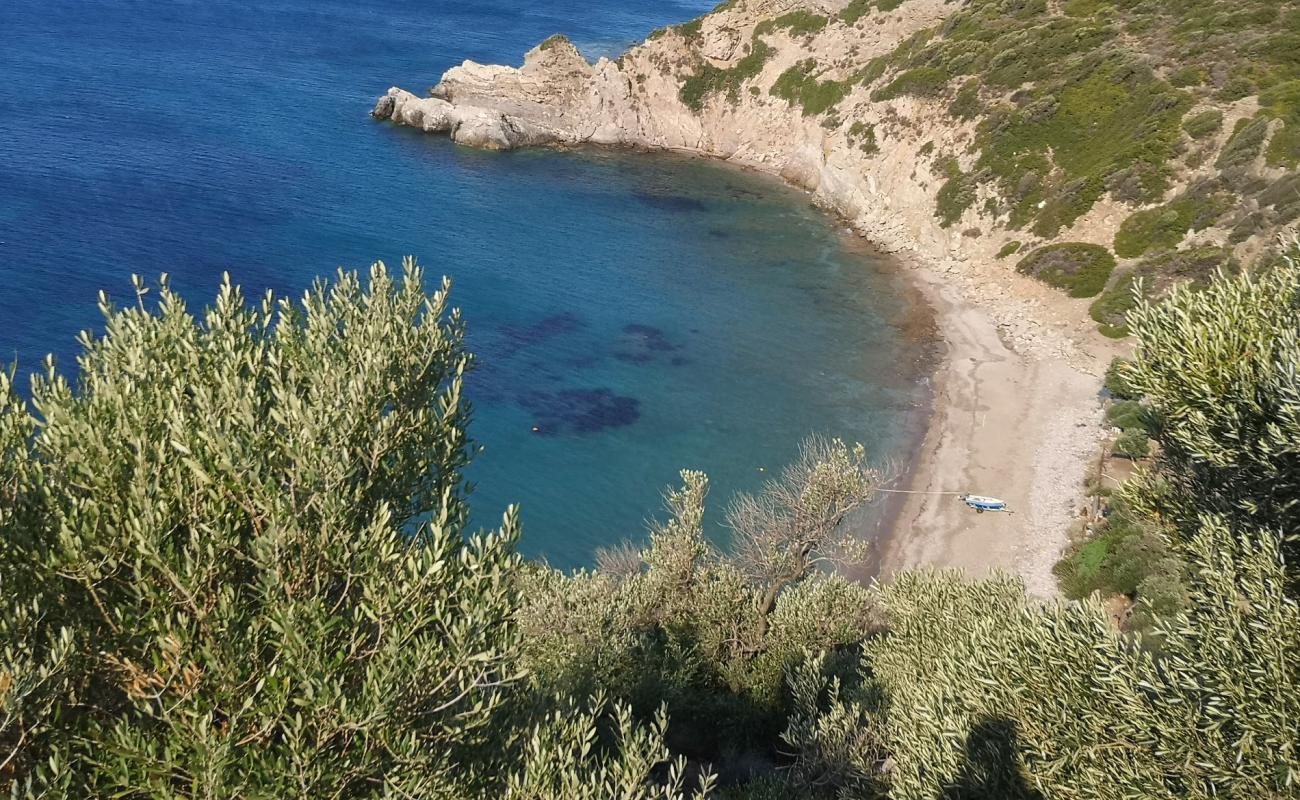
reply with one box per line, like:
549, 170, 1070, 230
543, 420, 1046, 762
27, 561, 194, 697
372, 0, 1299, 593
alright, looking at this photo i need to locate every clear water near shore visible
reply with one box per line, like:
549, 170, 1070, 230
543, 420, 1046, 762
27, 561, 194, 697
0, 0, 930, 567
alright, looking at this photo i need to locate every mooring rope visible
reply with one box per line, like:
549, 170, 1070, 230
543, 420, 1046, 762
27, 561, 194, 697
873, 488, 968, 495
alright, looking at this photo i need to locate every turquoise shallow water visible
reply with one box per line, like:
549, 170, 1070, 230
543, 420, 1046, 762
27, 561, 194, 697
0, 0, 929, 567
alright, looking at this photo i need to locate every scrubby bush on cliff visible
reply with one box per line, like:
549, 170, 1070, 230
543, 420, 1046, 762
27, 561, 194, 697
753, 11, 827, 39
679, 40, 773, 111
1113, 191, 1232, 258
1216, 116, 1271, 172
1015, 242, 1116, 297
771, 60, 853, 117
1182, 108, 1223, 139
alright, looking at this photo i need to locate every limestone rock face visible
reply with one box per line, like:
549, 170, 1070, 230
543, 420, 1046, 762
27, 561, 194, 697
371, 94, 395, 120
427, 37, 596, 144
376, 88, 554, 150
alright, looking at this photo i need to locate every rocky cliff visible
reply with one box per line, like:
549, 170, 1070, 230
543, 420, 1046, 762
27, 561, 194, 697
373, 0, 1299, 351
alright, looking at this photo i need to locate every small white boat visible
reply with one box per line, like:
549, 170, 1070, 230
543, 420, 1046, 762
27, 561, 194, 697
961, 494, 1008, 513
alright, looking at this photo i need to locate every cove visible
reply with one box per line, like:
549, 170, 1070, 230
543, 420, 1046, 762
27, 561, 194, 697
0, 0, 930, 568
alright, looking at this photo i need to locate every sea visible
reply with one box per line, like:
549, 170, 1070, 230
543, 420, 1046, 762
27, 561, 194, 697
0, 0, 929, 567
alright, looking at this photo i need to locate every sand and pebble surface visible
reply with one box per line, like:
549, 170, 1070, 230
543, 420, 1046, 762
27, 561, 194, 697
875, 253, 1123, 598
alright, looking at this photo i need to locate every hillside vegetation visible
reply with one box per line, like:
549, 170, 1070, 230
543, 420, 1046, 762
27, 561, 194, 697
665, 0, 1300, 336
3, 252, 1297, 797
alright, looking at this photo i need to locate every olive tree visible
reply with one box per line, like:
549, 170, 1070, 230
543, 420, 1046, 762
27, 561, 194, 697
516, 441, 881, 761
1121, 243, 1300, 568
0, 262, 703, 799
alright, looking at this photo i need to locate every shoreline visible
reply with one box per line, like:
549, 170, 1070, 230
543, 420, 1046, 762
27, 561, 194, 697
836, 234, 940, 584
829, 229, 1107, 597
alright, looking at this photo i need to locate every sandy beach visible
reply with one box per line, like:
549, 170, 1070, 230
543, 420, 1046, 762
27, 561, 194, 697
877, 259, 1120, 598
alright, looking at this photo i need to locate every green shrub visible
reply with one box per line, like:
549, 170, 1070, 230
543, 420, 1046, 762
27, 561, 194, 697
1104, 356, 1138, 399
1168, 65, 1208, 87
1090, 270, 1140, 337
1016, 242, 1117, 297
840, 0, 873, 24
1092, 246, 1232, 335
680, 64, 724, 112
538, 33, 571, 51
1113, 428, 1151, 459
1216, 74, 1257, 102
1062, 0, 1113, 17
1216, 116, 1270, 171
934, 158, 977, 228
1259, 80, 1300, 167
1113, 192, 1230, 258
677, 19, 704, 41
848, 120, 879, 154
857, 56, 889, 87
1182, 109, 1223, 139
771, 59, 853, 116
679, 39, 773, 111
996, 240, 1023, 259
1137, 244, 1234, 285
1268, 124, 1300, 169
1230, 209, 1269, 243
754, 10, 827, 38
871, 66, 951, 101
1053, 537, 1111, 598
1260, 172, 1300, 221
981, 18, 1114, 88
1055, 504, 1177, 601
1106, 399, 1150, 433
948, 79, 983, 119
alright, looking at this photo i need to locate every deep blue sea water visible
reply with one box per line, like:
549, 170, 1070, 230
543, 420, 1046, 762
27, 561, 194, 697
0, 0, 928, 566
